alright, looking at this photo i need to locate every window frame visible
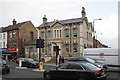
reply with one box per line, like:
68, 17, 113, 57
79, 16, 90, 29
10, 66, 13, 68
73, 28, 77, 37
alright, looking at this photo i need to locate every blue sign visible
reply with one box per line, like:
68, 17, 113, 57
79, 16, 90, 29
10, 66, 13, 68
0, 48, 7, 53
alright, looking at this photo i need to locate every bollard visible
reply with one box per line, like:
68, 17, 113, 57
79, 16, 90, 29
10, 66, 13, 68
19, 60, 22, 67
39, 62, 43, 70
16, 60, 27, 69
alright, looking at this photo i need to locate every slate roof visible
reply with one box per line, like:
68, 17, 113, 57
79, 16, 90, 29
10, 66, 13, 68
38, 18, 84, 28
24, 40, 36, 45
2, 21, 27, 32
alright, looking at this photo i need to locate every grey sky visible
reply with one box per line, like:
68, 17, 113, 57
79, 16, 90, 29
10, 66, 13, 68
0, 0, 118, 48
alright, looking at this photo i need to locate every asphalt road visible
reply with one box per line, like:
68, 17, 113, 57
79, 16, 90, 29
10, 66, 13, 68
1, 61, 120, 80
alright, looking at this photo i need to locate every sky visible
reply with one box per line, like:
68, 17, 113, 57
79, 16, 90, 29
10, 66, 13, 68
0, 0, 119, 48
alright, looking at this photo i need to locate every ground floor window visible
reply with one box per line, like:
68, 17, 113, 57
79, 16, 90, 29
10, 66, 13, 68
41, 48, 45, 54
65, 44, 69, 53
30, 47, 33, 54
48, 44, 51, 54
73, 43, 77, 53
25, 48, 29, 54
34, 48, 38, 54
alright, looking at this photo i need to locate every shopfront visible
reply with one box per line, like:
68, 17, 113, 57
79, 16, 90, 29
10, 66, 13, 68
0, 48, 17, 61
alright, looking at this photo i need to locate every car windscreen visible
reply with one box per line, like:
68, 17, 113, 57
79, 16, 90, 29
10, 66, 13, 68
26, 58, 34, 62
85, 57, 97, 63
67, 57, 84, 61
82, 63, 100, 70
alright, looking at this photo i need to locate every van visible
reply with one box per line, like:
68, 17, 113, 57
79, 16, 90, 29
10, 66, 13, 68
83, 48, 119, 66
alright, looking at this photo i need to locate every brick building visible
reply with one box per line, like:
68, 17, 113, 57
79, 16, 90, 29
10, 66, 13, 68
1, 19, 38, 60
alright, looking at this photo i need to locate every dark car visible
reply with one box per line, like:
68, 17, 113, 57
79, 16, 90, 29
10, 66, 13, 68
16, 58, 39, 68
66, 56, 108, 71
0, 58, 10, 74
43, 62, 106, 80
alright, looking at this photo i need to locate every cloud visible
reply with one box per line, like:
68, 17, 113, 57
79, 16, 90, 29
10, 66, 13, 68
95, 15, 118, 48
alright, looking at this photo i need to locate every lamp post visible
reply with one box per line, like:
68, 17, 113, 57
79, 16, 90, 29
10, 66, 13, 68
96, 33, 102, 48
93, 18, 102, 48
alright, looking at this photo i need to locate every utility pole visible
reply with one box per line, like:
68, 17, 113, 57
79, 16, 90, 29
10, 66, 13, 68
93, 18, 102, 48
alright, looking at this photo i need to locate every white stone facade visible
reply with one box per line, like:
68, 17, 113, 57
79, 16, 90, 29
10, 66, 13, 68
0, 32, 7, 48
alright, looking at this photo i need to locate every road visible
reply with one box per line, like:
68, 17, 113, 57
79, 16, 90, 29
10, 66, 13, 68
1, 61, 120, 80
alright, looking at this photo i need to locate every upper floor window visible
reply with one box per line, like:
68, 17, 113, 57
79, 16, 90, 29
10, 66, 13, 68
73, 28, 77, 37
10, 32, 12, 38
48, 31, 52, 39
60, 30, 62, 38
13, 31, 16, 38
65, 29, 69, 37
53, 29, 62, 39
41, 32, 45, 39
13, 39, 16, 47
3, 42, 5, 48
30, 32, 33, 40
3, 34, 5, 39
9, 40, 12, 48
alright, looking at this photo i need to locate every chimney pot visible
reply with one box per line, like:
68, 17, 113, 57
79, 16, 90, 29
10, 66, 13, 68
13, 19, 17, 26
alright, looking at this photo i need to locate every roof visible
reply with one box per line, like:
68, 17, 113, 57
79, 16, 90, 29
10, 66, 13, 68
2, 21, 27, 32
24, 40, 36, 45
38, 18, 84, 28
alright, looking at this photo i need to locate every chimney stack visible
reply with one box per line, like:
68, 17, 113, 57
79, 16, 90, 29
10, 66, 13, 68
43, 15, 47, 24
13, 19, 17, 26
81, 7, 86, 18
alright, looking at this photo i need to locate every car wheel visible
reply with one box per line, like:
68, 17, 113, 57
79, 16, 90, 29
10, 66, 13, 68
45, 74, 51, 80
78, 78, 86, 80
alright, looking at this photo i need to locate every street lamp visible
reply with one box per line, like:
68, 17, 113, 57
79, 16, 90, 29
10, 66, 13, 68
93, 18, 102, 48
93, 18, 102, 37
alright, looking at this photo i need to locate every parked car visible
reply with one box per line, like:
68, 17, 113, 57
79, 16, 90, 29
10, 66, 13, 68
43, 62, 106, 80
66, 56, 108, 71
16, 58, 39, 68
0, 58, 10, 74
